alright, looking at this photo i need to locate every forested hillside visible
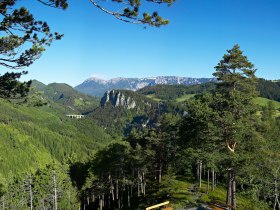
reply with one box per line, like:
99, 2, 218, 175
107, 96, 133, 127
138, 83, 216, 101
1, 54, 280, 209
89, 89, 168, 136
74, 45, 280, 210
0, 98, 113, 176
138, 78, 280, 103
258, 79, 280, 102
31, 80, 100, 113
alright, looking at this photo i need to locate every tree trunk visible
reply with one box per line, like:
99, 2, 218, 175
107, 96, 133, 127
29, 176, 33, 210
215, 171, 217, 188
53, 171, 57, 210
99, 196, 103, 210
207, 169, 210, 194
274, 195, 280, 210
196, 160, 200, 181
116, 180, 119, 200
274, 170, 280, 210
127, 186, 130, 208
159, 163, 162, 183
232, 171, 236, 210
203, 165, 206, 179
102, 194, 105, 207
143, 172, 146, 197
226, 169, 232, 209
199, 161, 202, 189
109, 174, 115, 201
212, 168, 215, 191
140, 171, 143, 195
108, 194, 110, 209
137, 169, 140, 197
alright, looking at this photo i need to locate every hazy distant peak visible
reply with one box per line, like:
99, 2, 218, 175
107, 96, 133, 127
84, 77, 107, 84
109, 77, 128, 84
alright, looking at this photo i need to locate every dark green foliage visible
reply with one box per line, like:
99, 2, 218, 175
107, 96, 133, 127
138, 79, 280, 104
0, 0, 67, 99
257, 78, 280, 102
1, 42, 280, 208
1, 163, 78, 209
0, 71, 31, 100
90, 89, 169, 136
80, 113, 181, 209
138, 83, 216, 101
89, 0, 175, 27
181, 45, 260, 209
76, 46, 280, 209
0, 98, 113, 178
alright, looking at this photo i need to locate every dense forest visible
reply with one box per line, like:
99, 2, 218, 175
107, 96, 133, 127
1, 0, 279, 209
0, 45, 279, 210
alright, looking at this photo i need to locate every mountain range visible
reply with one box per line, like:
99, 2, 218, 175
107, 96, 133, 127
75, 76, 216, 97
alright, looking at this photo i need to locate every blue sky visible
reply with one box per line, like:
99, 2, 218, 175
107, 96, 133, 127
17, 0, 280, 86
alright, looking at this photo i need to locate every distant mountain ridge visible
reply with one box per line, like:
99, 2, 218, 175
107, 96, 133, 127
75, 76, 216, 97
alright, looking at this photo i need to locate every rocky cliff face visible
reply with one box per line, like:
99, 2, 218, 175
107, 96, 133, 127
101, 90, 136, 109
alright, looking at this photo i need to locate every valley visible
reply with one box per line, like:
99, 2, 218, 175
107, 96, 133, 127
0, 73, 280, 209
1, 1, 279, 209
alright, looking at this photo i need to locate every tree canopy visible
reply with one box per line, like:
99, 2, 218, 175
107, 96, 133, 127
89, 0, 175, 26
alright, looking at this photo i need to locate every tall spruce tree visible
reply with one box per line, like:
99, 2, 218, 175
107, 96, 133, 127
213, 44, 258, 209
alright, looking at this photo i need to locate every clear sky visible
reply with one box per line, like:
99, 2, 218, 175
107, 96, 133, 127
17, 0, 280, 86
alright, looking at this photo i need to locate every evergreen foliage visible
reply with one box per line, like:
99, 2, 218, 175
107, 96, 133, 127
138, 83, 216, 101
258, 78, 280, 102
0, 97, 113, 178
89, 0, 175, 27
90, 89, 172, 136
138, 79, 280, 104
0, 45, 280, 209
0, 0, 67, 99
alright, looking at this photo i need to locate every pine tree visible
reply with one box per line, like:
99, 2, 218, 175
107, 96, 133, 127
212, 44, 258, 209
0, 0, 67, 99
89, 0, 175, 27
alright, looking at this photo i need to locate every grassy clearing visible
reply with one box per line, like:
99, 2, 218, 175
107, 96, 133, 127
254, 97, 280, 117
160, 177, 271, 210
254, 97, 280, 109
175, 94, 196, 102
145, 94, 161, 102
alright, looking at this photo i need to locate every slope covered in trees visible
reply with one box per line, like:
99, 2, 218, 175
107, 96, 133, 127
137, 83, 216, 101
75, 45, 280, 210
88, 89, 184, 137
1, 45, 280, 209
0, 97, 113, 178
137, 78, 280, 104
258, 79, 280, 102
30, 80, 100, 113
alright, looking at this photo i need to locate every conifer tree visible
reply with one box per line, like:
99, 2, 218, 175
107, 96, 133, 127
212, 44, 258, 209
